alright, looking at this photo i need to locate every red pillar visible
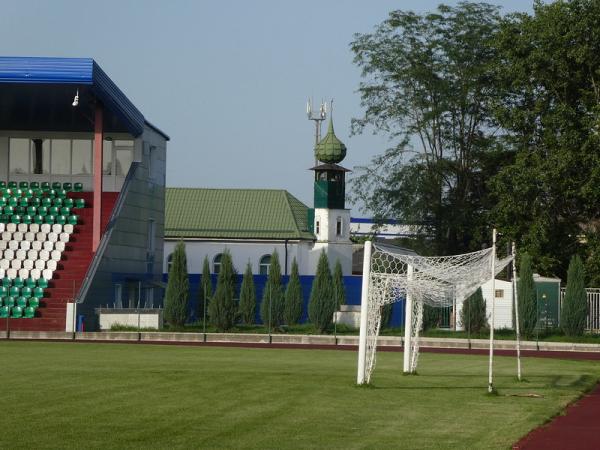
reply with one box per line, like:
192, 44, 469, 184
92, 104, 103, 252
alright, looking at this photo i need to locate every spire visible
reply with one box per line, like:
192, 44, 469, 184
314, 116, 347, 164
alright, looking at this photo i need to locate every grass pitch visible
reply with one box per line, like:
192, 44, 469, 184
0, 342, 598, 449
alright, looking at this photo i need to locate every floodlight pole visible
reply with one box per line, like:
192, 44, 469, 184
357, 240, 372, 385
488, 228, 497, 393
512, 242, 522, 381
403, 264, 414, 374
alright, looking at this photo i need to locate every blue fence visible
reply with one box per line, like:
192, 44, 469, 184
163, 273, 406, 327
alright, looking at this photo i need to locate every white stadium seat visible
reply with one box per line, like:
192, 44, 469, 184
50, 250, 61, 261
0, 268, 4, 279
64, 224, 74, 234
25, 232, 35, 242
2, 231, 11, 241
29, 223, 40, 233
18, 268, 29, 280
11, 259, 22, 270
39, 250, 50, 261
6, 268, 17, 279
55, 242, 65, 252
0, 260, 9, 271
13, 231, 23, 241
16, 249, 26, 260
0, 223, 4, 233
59, 233, 70, 243
0, 241, 6, 250
46, 260, 57, 271
43, 241, 54, 251
52, 224, 62, 234
23, 259, 34, 270
4, 249, 14, 260
6, 223, 16, 233
17, 223, 28, 233
30, 268, 41, 281
48, 232, 58, 243
42, 269, 53, 281
20, 241, 31, 251
41, 224, 51, 234
35, 259, 46, 270
32, 241, 42, 251
8, 240, 18, 251
36, 232, 47, 242
27, 250, 38, 260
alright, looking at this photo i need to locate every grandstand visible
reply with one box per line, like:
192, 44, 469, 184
0, 57, 168, 331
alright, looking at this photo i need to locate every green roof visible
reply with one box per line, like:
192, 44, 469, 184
165, 188, 315, 240
314, 118, 347, 164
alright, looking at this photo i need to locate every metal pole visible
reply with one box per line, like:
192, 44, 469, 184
203, 284, 207, 340
403, 264, 414, 373
488, 228, 497, 393
357, 240, 372, 385
268, 284, 272, 343
512, 242, 522, 381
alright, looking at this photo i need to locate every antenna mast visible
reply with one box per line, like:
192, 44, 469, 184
306, 98, 327, 165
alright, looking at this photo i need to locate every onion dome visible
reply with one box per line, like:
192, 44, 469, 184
314, 118, 347, 164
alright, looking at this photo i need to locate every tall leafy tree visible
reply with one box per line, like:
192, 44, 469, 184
517, 253, 537, 338
308, 251, 334, 333
561, 255, 588, 337
197, 256, 212, 323
460, 287, 488, 334
490, 0, 600, 280
283, 258, 303, 325
208, 250, 236, 332
350, 3, 504, 254
239, 262, 256, 325
164, 241, 190, 327
260, 250, 284, 328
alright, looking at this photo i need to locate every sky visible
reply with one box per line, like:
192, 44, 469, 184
0, 0, 532, 210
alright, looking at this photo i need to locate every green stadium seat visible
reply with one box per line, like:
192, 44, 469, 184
74, 198, 85, 209
8, 181, 17, 189
68, 215, 78, 225
8, 197, 17, 207
0, 306, 9, 319
74, 182, 83, 192
53, 198, 63, 207
33, 287, 44, 299
44, 215, 55, 224
0, 214, 7, 222
22, 215, 32, 225
11, 215, 21, 224
11, 306, 23, 318
30, 197, 41, 207
33, 215, 44, 225
9, 286, 20, 297
52, 182, 62, 190
60, 207, 71, 216
0, 181, 5, 189
47, 189, 56, 198
57, 189, 67, 199
18, 197, 28, 207
13, 277, 24, 288
63, 198, 74, 208
32, 188, 43, 198
23, 306, 35, 318
56, 215, 67, 225
28, 297, 39, 309
0, 197, 5, 207
20, 287, 32, 298
25, 278, 36, 289
16, 296, 28, 308
37, 279, 48, 289
27, 206, 37, 215
30, 181, 39, 189
19, 181, 28, 189
3, 206, 14, 215
41, 197, 52, 208
0, 286, 6, 297
4, 296, 15, 307
41, 182, 50, 191
13, 189, 22, 197
23, 189, 33, 199
1, 277, 11, 288
48, 206, 59, 216
15, 206, 26, 215
63, 182, 73, 192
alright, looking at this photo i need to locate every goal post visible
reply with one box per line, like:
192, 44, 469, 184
357, 240, 372, 385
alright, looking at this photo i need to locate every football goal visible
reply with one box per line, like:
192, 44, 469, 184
357, 231, 522, 392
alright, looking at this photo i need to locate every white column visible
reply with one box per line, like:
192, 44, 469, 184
403, 264, 414, 373
512, 242, 522, 381
357, 240, 372, 384
488, 228, 497, 393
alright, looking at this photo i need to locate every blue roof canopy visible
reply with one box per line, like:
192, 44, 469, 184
0, 56, 165, 139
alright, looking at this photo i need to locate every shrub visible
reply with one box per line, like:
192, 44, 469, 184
460, 287, 488, 334
239, 262, 256, 325
561, 255, 587, 337
332, 259, 346, 307
197, 256, 212, 323
284, 258, 303, 325
517, 253, 537, 338
421, 304, 440, 331
164, 241, 190, 327
260, 250, 284, 328
208, 250, 237, 331
308, 251, 335, 333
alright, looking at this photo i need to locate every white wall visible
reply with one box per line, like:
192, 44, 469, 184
456, 279, 514, 330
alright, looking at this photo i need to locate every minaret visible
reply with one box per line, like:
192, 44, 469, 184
310, 115, 353, 275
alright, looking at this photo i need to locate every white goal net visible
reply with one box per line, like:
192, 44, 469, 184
357, 240, 514, 385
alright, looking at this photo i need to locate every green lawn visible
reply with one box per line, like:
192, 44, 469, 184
0, 342, 598, 449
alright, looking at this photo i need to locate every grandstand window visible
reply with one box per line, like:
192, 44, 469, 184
114, 140, 134, 176
9, 138, 29, 174
167, 253, 173, 273
30, 139, 50, 174
259, 254, 271, 275
72, 139, 92, 175
103, 139, 113, 174
213, 253, 223, 274
336, 217, 342, 236
51, 139, 71, 174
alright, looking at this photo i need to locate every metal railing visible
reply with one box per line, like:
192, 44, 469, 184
560, 288, 600, 332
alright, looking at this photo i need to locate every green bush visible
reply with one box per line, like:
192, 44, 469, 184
239, 262, 256, 325
164, 241, 190, 327
421, 304, 440, 331
460, 287, 488, 334
197, 256, 212, 322
208, 250, 237, 331
283, 258, 303, 325
260, 250, 284, 328
561, 255, 588, 337
308, 251, 335, 333
517, 253, 537, 338
332, 259, 346, 307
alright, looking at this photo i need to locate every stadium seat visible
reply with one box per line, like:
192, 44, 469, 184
37, 278, 48, 289
11, 305, 23, 318
28, 297, 39, 308
29, 269, 41, 281
33, 287, 44, 298
20, 286, 32, 298
63, 198, 74, 208
17, 296, 27, 308
8, 181, 17, 189
62, 182, 72, 192
41, 198, 52, 208
74, 198, 85, 209
25, 278, 36, 289
24, 306, 35, 318
42, 269, 53, 281
0, 181, 5, 189
52, 224, 62, 234
13, 277, 23, 288
19, 181, 28, 189
40, 223, 51, 234
9, 286, 20, 297
52, 182, 61, 190
44, 215, 55, 224
68, 215, 78, 225
1, 277, 11, 287
18, 268, 29, 280
74, 182, 83, 192
4, 296, 15, 307
0, 286, 6, 297
30, 182, 39, 189
41, 182, 50, 191
57, 215, 67, 225
0, 306, 8, 318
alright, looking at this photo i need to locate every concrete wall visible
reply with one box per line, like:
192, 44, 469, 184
96, 308, 163, 330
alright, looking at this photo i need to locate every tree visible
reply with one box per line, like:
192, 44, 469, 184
208, 250, 236, 332
350, 3, 504, 255
260, 250, 284, 328
460, 287, 488, 334
561, 255, 588, 337
197, 256, 212, 323
517, 253, 537, 338
308, 251, 335, 333
331, 260, 346, 307
239, 262, 256, 325
489, 0, 600, 281
283, 258, 303, 326
164, 241, 190, 327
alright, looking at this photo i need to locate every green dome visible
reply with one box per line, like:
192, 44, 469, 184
314, 119, 347, 164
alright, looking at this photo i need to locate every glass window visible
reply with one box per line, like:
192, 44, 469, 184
259, 255, 271, 275
336, 217, 342, 236
495, 289, 504, 299
103, 140, 113, 175
30, 139, 50, 174
115, 148, 133, 176
316, 220, 320, 235
213, 254, 223, 274
72, 140, 92, 175
167, 253, 173, 273
51, 139, 71, 175
9, 138, 30, 174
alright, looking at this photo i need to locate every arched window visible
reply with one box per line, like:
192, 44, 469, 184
166, 253, 173, 273
213, 253, 223, 274
259, 254, 271, 275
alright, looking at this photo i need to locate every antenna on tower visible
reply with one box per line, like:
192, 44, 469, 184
307, 97, 328, 165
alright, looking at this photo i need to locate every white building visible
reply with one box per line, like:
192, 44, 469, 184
456, 279, 514, 330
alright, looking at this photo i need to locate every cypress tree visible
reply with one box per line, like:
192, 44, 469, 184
308, 250, 334, 333
332, 259, 346, 307
283, 258, 303, 325
208, 250, 236, 331
518, 253, 537, 338
164, 241, 190, 327
260, 250, 284, 328
239, 261, 256, 325
197, 256, 212, 323
561, 255, 587, 337
460, 287, 488, 334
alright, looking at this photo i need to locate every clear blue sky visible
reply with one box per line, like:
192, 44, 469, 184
0, 0, 531, 209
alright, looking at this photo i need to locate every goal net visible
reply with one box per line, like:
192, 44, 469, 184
357, 241, 514, 385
